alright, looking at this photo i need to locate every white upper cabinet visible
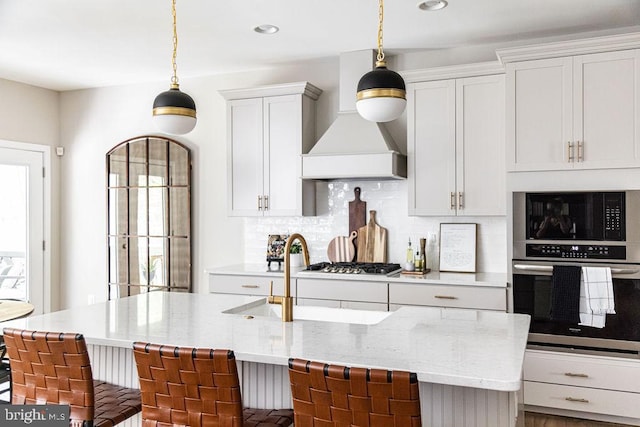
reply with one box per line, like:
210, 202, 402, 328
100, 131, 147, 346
456, 75, 506, 216
574, 50, 640, 169
408, 73, 505, 216
227, 98, 264, 216
506, 49, 640, 171
221, 82, 321, 217
408, 79, 456, 216
506, 57, 573, 170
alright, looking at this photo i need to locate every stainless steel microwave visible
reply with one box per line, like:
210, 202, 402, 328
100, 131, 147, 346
513, 191, 640, 263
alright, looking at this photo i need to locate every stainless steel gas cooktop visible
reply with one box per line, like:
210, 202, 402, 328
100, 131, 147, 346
303, 262, 401, 275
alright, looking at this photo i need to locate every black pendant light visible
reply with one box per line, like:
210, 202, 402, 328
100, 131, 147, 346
356, 0, 406, 123
152, 0, 197, 135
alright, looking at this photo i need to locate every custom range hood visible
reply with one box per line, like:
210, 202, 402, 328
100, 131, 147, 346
302, 50, 407, 180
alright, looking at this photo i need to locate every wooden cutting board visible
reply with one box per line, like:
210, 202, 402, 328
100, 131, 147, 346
356, 210, 387, 263
327, 231, 357, 263
349, 188, 366, 253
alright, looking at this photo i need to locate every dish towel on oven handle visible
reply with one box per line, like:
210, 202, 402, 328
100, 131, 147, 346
579, 266, 615, 328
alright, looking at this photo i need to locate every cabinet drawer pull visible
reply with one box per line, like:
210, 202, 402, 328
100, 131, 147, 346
434, 295, 458, 300
257, 195, 263, 211
565, 397, 589, 403
264, 195, 269, 210
450, 192, 456, 210
564, 372, 589, 378
458, 192, 464, 209
241, 285, 260, 289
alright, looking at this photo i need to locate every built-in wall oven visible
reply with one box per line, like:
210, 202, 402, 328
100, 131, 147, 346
512, 191, 640, 356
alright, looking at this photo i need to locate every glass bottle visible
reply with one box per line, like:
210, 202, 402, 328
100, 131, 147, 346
414, 250, 422, 271
405, 239, 415, 271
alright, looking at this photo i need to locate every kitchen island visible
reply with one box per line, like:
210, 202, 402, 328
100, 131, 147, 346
2, 292, 530, 427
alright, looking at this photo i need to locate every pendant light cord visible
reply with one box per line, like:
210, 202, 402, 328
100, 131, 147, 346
376, 0, 385, 66
171, 0, 179, 87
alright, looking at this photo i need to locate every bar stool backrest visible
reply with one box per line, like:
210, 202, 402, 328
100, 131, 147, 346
288, 358, 422, 427
4, 327, 142, 427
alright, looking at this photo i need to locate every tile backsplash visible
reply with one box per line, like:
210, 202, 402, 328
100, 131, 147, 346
244, 180, 507, 272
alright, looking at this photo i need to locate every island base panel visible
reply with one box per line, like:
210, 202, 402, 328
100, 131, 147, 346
87, 344, 520, 427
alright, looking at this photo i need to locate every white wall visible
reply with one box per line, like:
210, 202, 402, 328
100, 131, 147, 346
0, 78, 61, 311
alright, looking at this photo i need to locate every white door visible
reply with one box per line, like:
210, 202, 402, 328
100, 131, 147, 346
264, 94, 301, 216
573, 49, 640, 169
227, 98, 264, 216
506, 57, 573, 171
456, 75, 506, 216
0, 146, 44, 314
407, 79, 456, 216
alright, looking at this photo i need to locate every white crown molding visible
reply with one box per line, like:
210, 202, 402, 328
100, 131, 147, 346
400, 61, 505, 83
219, 81, 322, 100
496, 32, 640, 64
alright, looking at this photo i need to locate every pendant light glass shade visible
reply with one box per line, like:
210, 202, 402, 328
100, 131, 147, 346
356, 62, 406, 122
356, 0, 406, 123
153, 84, 197, 135
152, 0, 197, 135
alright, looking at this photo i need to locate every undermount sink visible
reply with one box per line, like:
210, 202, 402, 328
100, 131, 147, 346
223, 299, 392, 325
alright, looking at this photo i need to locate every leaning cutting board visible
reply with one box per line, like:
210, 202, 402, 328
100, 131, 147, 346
327, 231, 357, 263
356, 210, 387, 263
349, 187, 366, 253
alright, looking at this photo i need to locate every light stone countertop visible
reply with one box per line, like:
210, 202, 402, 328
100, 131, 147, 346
2, 292, 529, 392
206, 263, 508, 288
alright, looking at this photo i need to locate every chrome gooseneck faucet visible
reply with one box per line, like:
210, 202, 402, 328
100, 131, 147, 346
268, 233, 310, 322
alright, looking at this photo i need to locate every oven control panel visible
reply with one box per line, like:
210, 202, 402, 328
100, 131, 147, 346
526, 244, 626, 260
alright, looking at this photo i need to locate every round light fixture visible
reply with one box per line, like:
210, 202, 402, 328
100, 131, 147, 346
356, 0, 406, 123
356, 63, 406, 122
153, 84, 197, 135
417, 0, 448, 11
254, 24, 279, 34
152, 0, 197, 135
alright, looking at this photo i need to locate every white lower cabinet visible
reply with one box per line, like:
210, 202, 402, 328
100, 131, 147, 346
211, 273, 508, 313
208, 274, 290, 297
389, 282, 507, 311
524, 382, 640, 419
296, 278, 388, 310
524, 349, 640, 421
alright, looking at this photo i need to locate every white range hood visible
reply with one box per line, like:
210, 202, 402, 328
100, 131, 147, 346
302, 50, 407, 180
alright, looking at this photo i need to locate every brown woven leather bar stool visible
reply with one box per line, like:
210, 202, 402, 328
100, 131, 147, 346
2, 327, 141, 427
288, 358, 422, 427
133, 342, 294, 427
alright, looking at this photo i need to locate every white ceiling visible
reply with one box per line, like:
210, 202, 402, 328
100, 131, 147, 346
1, 0, 639, 91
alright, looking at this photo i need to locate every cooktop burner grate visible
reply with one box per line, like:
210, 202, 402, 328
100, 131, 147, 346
305, 262, 401, 275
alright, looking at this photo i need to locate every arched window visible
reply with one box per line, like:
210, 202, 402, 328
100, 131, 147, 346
106, 136, 191, 298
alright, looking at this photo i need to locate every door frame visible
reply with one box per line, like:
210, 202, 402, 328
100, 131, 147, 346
0, 139, 51, 314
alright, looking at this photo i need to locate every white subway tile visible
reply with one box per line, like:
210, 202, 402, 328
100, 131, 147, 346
244, 180, 507, 272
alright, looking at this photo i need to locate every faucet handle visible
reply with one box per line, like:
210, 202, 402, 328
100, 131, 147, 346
267, 280, 281, 304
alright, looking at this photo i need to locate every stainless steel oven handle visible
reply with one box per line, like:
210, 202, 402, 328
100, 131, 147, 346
513, 263, 640, 275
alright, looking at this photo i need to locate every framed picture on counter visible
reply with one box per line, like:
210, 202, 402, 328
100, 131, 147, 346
439, 223, 477, 273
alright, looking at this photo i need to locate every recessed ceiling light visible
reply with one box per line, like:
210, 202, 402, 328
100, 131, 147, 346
417, 0, 448, 11
254, 24, 279, 34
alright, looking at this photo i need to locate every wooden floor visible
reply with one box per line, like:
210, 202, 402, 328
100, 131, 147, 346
525, 412, 631, 427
